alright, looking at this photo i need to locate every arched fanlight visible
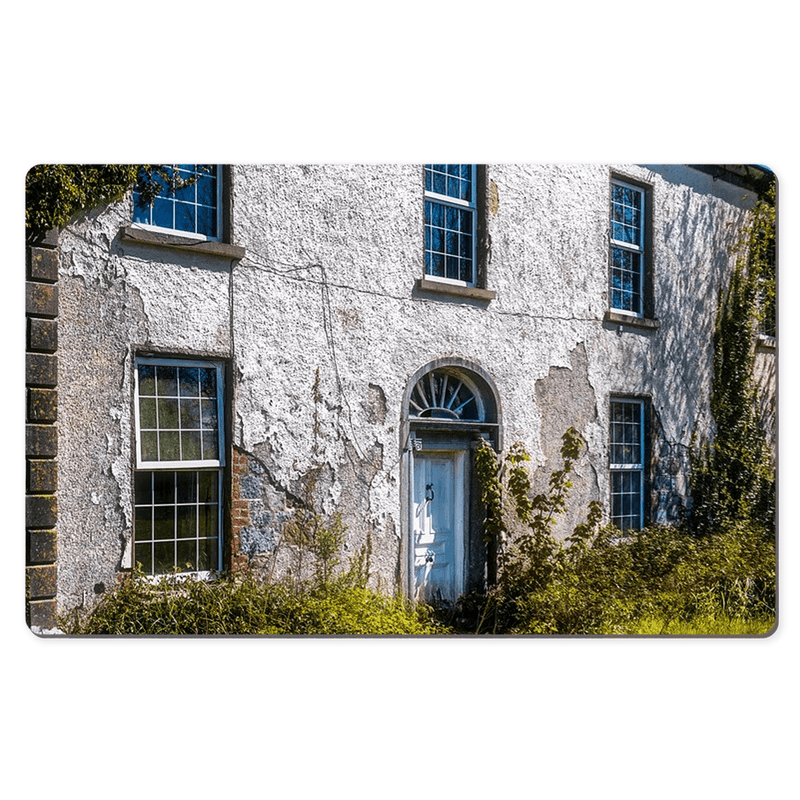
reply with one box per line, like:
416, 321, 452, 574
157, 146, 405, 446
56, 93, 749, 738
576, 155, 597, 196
408, 369, 483, 421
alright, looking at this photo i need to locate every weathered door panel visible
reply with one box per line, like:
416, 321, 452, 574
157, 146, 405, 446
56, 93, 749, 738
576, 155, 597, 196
412, 452, 464, 602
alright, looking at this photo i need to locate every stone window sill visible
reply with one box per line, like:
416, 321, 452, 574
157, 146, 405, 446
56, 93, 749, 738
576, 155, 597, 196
121, 225, 246, 260
604, 310, 660, 331
415, 277, 496, 302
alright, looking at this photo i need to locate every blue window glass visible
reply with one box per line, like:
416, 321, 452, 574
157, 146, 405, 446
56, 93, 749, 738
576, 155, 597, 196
134, 357, 224, 575
609, 179, 645, 314
424, 165, 476, 285
132, 165, 220, 239
609, 399, 644, 530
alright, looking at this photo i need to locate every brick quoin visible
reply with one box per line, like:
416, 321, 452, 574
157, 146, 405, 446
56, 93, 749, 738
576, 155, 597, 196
228, 446, 251, 573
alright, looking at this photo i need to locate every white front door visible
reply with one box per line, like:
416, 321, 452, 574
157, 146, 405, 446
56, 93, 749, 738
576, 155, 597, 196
412, 451, 465, 603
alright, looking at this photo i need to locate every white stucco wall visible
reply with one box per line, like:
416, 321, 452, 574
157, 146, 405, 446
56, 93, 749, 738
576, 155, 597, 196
54, 164, 764, 610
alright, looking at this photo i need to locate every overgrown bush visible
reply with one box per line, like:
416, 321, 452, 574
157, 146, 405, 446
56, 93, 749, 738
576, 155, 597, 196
65, 506, 444, 636
64, 571, 439, 635
464, 431, 775, 635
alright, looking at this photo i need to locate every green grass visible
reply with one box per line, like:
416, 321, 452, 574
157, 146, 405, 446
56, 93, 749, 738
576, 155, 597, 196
616, 616, 776, 636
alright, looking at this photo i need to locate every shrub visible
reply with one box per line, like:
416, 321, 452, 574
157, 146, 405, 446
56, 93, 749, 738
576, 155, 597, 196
470, 431, 775, 635
64, 571, 441, 636
64, 501, 444, 635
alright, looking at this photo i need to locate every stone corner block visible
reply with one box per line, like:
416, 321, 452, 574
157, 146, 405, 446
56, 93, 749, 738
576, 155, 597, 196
27, 598, 58, 631
26, 353, 58, 388
28, 318, 58, 353
27, 564, 57, 600
27, 247, 59, 282
27, 389, 57, 423
28, 529, 58, 564
26, 494, 58, 529
26, 424, 58, 458
26, 282, 59, 318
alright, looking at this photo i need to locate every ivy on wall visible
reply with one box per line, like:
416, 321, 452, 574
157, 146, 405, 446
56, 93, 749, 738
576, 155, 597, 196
25, 164, 205, 244
690, 183, 776, 535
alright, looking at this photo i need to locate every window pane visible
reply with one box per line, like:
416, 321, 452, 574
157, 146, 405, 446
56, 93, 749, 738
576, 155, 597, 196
426, 252, 442, 277
134, 472, 152, 505
197, 205, 216, 238
139, 398, 157, 430
199, 368, 217, 399
180, 398, 201, 429
176, 540, 197, 572
138, 364, 156, 395
153, 506, 174, 540
179, 367, 200, 397
176, 505, 197, 538
430, 226, 442, 253
176, 471, 196, 503
446, 230, 458, 258
445, 255, 458, 280
199, 504, 218, 538
159, 430, 181, 461
199, 472, 218, 502
154, 541, 175, 574
197, 172, 216, 206
200, 399, 218, 430
156, 366, 178, 397
141, 431, 159, 462
158, 398, 179, 429
132, 197, 151, 225
202, 434, 219, 462
135, 505, 152, 540
152, 197, 173, 229
174, 202, 195, 233
175, 173, 196, 201
446, 206, 459, 231
198, 537, 217, 571
182, 430, 202, 461
135, 542, 153, 574
153, 471, 174, 504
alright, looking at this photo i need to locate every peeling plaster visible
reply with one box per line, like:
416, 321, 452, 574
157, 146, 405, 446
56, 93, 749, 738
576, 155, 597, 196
53, 165, 768, 609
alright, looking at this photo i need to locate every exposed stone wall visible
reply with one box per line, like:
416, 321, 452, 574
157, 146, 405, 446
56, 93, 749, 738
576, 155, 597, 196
26, 238, 60, 631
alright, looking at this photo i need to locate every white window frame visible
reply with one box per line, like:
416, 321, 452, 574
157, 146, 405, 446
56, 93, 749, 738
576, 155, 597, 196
609, 398, 645, 530
131, 165, 223, 242
424, 165, 478, 287
609, 178, 646, 317
134, 357, 225, 470
133, 356, 225, 576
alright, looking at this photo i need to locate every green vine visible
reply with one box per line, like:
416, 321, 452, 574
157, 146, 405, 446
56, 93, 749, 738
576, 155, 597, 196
690, 183, 776, 536
25, 164, 209, 244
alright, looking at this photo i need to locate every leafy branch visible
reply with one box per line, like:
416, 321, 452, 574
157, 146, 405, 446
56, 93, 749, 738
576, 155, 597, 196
25, 164, 210, 244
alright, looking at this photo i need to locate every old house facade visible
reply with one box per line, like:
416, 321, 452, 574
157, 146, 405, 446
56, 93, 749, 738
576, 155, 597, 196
24, 164, 776, 627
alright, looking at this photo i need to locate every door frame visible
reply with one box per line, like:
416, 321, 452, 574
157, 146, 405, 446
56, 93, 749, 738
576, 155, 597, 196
400, 358, 502, 602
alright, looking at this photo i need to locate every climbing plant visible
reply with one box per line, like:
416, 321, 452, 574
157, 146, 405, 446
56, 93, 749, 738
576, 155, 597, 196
25, 164, 206, 244
690, 182, 776, 536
